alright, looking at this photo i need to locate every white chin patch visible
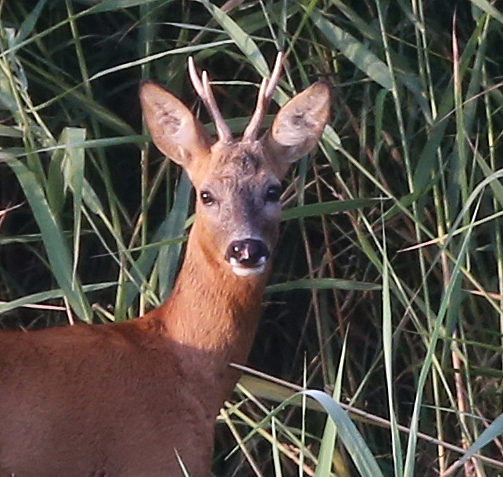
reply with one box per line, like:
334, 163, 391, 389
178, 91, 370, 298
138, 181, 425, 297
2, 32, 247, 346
228, 257, 268, 277
231, 264, 267, 277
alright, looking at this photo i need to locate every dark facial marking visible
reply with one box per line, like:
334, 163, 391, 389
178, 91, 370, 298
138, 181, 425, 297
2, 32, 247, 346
240, 154, 259, 175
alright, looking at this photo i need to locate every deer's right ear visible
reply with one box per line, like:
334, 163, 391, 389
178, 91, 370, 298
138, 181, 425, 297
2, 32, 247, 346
140, 81, 212, 169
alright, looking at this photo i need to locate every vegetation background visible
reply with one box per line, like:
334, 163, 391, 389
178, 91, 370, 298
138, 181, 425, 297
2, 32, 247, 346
1, 0, 503, 475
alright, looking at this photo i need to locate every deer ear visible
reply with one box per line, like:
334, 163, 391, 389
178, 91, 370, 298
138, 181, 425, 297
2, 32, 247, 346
140, 81, 212, 170
263, 81, 330, 169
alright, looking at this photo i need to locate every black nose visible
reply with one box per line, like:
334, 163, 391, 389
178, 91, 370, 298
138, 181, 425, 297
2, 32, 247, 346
225, 239, 270, 268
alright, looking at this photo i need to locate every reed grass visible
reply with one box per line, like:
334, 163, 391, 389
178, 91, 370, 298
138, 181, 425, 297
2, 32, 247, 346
1, 0, 503, 475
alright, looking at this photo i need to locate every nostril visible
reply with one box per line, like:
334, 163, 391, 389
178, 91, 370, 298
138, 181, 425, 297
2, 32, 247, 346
225, 239, 270, 268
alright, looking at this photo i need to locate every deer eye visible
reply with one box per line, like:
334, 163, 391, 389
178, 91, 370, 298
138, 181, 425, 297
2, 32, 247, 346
200, 190, 215, 206
264, 184, 282, 203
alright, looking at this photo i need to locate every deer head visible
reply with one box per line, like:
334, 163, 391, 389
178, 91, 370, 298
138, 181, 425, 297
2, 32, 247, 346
139, 54, 330, 277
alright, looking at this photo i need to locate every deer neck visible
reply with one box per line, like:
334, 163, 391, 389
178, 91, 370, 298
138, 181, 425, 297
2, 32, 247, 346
147, 219, 270, 394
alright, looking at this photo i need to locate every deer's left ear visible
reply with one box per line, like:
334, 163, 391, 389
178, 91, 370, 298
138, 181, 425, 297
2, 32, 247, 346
262, 81, 330, 168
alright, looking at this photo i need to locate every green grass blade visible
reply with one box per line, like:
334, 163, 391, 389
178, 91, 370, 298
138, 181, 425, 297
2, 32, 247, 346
303, 390, 385, 477
158, 172, 192, 301
60, 127, 86, 281
308, 8, 392, 90
15, 0, 49, 44
198, 0, 270, 75
266, 278, 380, 294
281, 198, 382, 221
449, 413, 503, 473
0, 282, 116, 316
382, 225, 403, 477
469, 0, 503, 24
314, 335, 348, 477
1, 152, 92, 322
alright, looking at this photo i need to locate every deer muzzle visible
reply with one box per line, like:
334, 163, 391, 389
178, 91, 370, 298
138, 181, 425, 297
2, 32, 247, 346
225, 238, 271, 277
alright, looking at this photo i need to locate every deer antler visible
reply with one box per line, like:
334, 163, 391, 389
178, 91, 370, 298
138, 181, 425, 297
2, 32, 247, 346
188, 56, 233, 144
242, 52, 284, 142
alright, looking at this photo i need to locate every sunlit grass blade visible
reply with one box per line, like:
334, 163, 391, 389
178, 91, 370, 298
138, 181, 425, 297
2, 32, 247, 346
0, 282, 115, 315
60, 128, 86, 281
314, 335, 348, 477
266, 278, 380, 293
303, 390, 385, 477
382, 222, 403, 477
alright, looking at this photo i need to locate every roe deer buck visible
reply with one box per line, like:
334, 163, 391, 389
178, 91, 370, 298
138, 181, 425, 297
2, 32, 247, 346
0, 53, 330, 477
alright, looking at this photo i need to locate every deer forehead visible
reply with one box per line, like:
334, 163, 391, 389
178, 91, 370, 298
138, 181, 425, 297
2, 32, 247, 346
192, 141, 279, 189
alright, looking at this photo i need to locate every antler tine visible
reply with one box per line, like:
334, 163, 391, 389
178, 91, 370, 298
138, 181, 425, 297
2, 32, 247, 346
242, 52, 284, 141
264, 51, 284, 99
187, 56, 233, 143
